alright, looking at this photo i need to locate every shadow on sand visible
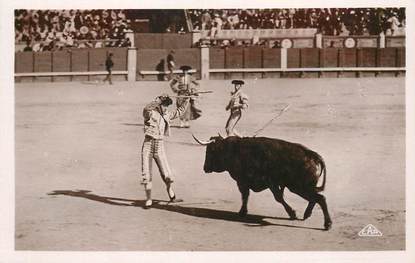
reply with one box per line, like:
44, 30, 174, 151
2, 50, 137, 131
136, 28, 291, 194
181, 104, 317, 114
121, 123, 144, 127
48, 190, 324, 231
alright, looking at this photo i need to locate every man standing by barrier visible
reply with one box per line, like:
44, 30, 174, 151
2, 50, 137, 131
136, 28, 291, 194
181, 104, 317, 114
103, 52, 114, 85
141, 94, 189, 208
225, 80, 249, 137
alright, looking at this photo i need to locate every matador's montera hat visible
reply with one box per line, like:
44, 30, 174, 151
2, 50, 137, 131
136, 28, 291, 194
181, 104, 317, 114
180, 65, 192, 72
232, 80, 245, 85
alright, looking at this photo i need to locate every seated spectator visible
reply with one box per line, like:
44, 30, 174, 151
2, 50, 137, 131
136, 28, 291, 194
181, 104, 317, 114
210, 13, 223, 37
32, 42, 43, 52
122, 37, 132, 47
385, 28, 392, 36
95, 41, 104, 48
23, 41, 33, 52
220, 39, 230, 48
201, 10, 212, 30
338, 22, 350, 36
66, 34, 75, 47
227, 11, 239, 29
388, 12, 400, 36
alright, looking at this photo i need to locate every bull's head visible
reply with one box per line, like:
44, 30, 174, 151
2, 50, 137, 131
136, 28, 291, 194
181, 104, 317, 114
192, 134, 229, 173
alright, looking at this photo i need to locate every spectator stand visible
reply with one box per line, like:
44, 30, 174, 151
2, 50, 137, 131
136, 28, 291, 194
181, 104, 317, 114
194, 28, 317, 48
187, 8, 406, 48
15, 9, 133, 52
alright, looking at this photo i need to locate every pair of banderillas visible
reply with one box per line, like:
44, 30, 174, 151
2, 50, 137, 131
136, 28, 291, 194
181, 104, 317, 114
171, 90, 214, 98
252, 104, 290, 137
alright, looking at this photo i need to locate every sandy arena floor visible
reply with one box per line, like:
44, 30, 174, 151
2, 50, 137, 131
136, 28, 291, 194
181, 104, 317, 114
14, 77, 405, 251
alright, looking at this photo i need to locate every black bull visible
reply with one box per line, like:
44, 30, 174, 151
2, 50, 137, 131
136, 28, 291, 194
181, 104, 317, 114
193, 135, 332, 230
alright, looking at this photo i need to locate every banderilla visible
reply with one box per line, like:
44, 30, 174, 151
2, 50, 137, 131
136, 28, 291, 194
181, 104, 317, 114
172, 90, 213, 98
252, 104, 290, 137
193, 90, 214, 94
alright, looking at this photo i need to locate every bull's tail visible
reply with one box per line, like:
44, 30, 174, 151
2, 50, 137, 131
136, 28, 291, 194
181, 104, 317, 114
306, 149, 326, 192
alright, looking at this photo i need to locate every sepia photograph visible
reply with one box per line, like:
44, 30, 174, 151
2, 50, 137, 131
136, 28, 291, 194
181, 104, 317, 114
1, 0, 414, 262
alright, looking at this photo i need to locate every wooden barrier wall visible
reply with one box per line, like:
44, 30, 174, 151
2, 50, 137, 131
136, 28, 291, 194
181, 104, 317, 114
15, 46, 405, 82
262, 48, 281, 78
210, 47, 283, 79
15, 48, 128, 82
134, 33, 193, 49
209, 47, 405, 79
136, 48, 200, 80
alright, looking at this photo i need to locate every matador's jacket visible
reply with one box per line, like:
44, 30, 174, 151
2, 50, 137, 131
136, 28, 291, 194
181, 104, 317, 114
226, 89, 249, 112
143, 99, 190, 139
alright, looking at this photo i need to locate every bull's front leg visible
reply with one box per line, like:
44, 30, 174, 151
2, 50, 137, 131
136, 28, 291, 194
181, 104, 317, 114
237, 182, 250, 217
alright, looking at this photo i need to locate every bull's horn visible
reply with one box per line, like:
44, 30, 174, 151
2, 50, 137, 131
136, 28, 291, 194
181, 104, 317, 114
192, 134, 213, 146
217, 132, 226, 139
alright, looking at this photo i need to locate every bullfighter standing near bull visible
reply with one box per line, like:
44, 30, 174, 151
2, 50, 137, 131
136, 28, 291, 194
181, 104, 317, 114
169, 65, 202, 128
141, 94, 189, 208
225, 80, 249, 137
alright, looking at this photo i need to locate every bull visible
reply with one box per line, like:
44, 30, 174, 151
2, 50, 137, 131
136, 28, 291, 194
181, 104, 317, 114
192, 135, 332, 230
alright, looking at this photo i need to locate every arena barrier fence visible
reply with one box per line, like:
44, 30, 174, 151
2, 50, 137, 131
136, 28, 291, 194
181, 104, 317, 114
14, 71, 128, 77
208, 67, 406, 73
139, 69, 197, 76
202, 46, 405, 79
15, 43, 405, 82
207, 67, 404, 78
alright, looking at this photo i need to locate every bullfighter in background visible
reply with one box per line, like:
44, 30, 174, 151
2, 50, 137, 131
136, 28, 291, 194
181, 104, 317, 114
103, 52, 114, 85
225, 80, 249, 137
169, 65, 202, 128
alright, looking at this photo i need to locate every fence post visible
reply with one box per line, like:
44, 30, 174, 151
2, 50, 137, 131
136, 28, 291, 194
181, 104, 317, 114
280, 48, 287, 77
127, 48, 137, 82
379, 32, 385, 48
200, 44, 210, 80
315, 33, 323, 48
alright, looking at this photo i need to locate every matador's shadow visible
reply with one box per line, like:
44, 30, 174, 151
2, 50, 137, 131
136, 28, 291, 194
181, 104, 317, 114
48, 190, 324, 230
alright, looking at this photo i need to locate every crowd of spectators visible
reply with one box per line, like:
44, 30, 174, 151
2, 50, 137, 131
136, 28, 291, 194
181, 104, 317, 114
15, 9, 132, 52
188, 8, 406, 37
15, 8, 406, 52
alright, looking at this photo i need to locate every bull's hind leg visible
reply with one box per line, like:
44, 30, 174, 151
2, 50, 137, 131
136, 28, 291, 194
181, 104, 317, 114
303, 202, 316, 220
296, 191, 332, 230
269, 186, 297, 220
314, 193, 332, 230
237, 182, 249, 217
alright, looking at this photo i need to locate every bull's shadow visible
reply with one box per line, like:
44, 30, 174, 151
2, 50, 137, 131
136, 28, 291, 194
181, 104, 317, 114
48, 190, 324, 230
121, 123, 144, 127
